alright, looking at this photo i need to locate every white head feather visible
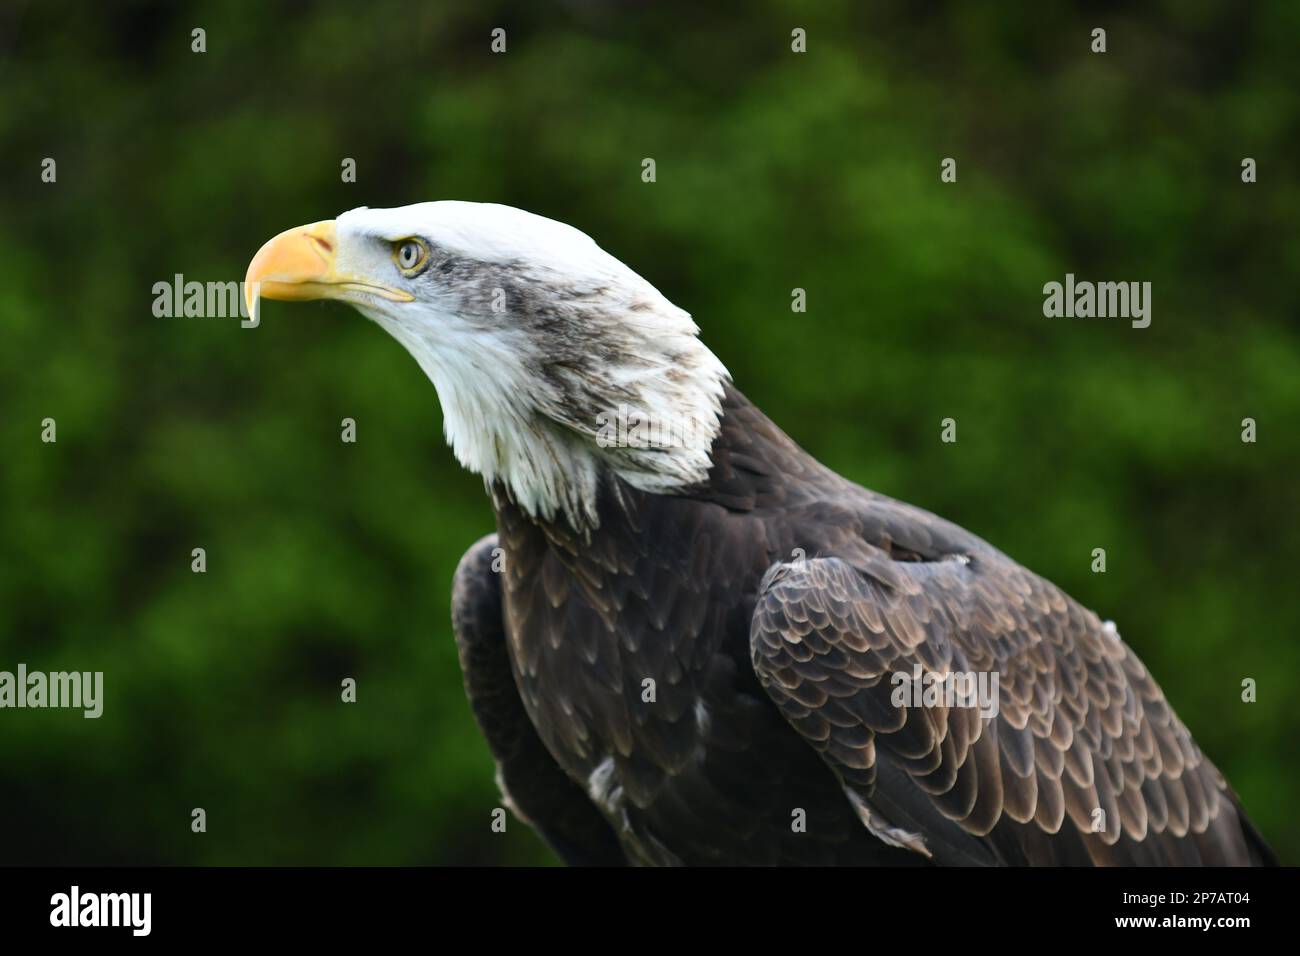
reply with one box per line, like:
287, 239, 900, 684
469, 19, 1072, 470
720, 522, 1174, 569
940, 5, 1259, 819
333, 202, 730, 528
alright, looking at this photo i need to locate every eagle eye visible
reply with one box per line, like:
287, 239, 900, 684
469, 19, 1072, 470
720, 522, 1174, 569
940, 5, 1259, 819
393, 238, 429, 276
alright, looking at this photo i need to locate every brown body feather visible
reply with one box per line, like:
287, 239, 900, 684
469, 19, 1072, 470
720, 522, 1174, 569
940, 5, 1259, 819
452, 384, 1274, 866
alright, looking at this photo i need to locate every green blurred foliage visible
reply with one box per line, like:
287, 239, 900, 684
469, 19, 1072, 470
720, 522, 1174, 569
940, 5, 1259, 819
0, 0, 1296, 864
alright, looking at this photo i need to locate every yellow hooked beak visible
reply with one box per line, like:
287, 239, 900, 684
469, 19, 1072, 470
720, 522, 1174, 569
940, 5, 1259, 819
243, 219, 415, 318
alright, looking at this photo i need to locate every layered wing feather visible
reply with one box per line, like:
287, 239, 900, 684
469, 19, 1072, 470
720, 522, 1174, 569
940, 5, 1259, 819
749, 548, 1270, 865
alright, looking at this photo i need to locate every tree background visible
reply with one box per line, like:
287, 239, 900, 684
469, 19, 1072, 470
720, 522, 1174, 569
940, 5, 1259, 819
1, 0, 1296, 865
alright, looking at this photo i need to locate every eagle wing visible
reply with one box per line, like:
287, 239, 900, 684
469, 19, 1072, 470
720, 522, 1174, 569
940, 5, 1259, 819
748, 545, 1270, 865
452, 534, 626, 865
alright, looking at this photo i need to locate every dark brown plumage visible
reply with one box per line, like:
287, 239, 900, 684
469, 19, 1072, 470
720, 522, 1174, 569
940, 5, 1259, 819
452, 384, 1274, 866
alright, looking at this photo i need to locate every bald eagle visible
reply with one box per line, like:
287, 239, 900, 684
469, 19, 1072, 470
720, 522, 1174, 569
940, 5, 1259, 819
246, 202, 1274, 866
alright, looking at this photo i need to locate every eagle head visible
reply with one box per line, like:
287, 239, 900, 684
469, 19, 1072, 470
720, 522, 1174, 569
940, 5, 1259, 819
245, 202, 728, 527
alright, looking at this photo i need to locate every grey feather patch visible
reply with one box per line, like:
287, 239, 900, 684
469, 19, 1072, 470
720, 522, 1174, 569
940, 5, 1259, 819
845, 788, 933, 858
